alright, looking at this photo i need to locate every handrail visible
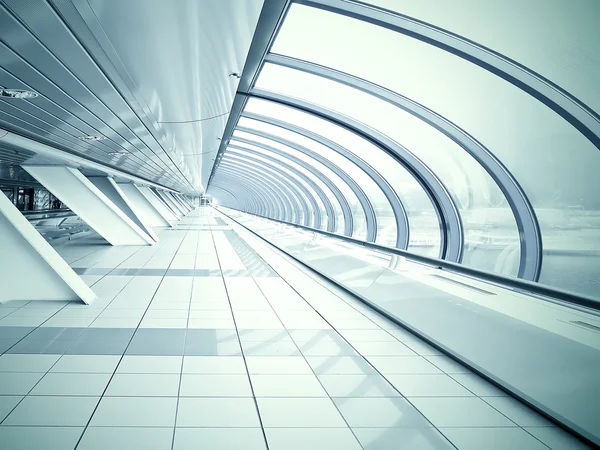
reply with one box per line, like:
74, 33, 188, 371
217, 206, 600, 311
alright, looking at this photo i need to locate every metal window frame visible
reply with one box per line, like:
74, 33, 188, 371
236, 125, 377, 242
211, 178, 267, 217
296, 0, 600, 153
242, 110, 408, 249
207, 0, 292, 188
247, 91, 461, 261
265, 54, 542, 280
213, 170, 283, 220
217, 158, 307, 225
216, 164, 297, 223
229, 135, 351, 237
209, 182, 263, 215
220, 153, 318, 228
207, 185, 242, 210
228, 144, 333, 231
212, 173, 272, 218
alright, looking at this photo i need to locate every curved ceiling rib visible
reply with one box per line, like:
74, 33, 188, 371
216, 170, 281, 219
228, 145, 332, 231
241, 109, 409, 249
217, 163, 300, 224
219, 158, 308, 225
247, 90, 461, 261
221, 154, 318, 228
264, 54, 542, 280
296, 0, 600, 152
230, 135, 352, 237
236, 126, 377, 243
213, 171, 281, 220
207, 185, 242, 210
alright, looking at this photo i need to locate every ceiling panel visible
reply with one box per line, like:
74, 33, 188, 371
0, 0, 263, 193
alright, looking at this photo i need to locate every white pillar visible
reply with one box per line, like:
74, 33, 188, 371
88, 177, 158, 242
137, 186, 180, 222
155, 189, 185, 217
23, 166, 154, 246
0, 192, 96, 304
169, 192, 190, 213
117, 183, 172, 228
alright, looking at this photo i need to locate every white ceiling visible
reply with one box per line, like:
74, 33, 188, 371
0, 0, 264, 194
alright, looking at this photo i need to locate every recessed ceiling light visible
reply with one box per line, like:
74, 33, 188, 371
78, 135, 107, 141
0, 88, 39, 99
107, 151, 128, 156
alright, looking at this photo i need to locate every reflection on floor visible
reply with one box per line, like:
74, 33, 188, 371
0, 208, 590, 450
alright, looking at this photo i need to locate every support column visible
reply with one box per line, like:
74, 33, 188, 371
169, 192, 191, 213
178, 194, 194, 209
154, 189, 185, 218
88, 177, 158, 242
137, 186, 180, 222
117, 183, 172, 228
0, 192, 96, 304
23, 166, 154, 246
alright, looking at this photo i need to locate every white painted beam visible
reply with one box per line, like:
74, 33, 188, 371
117, 183, 172, 228
88, 177, 158, 242
155, 189, 185, 218
163, 191, 188, 216
170, 192, 190, 213
0, 192, 96, 304
23, 166, 154, 246
137, 186, 180, 222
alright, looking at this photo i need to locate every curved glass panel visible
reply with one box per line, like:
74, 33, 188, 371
232, 129, 367, 240
244, 97, 441, 256
267, 4, 600, 295
220, 155, 306, 225
225, 147, 327, 230
213, 169, 284, 221
358, 0, 600, 113
230, 138, 343, 234
238, 116, 396, 246
255, 63, 521, 275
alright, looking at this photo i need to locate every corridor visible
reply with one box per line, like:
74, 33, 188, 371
0, 208, 586, 450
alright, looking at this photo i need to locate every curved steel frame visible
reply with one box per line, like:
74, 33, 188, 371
215, 165, 288, 220
265, 54, 542, 279
230, 135, 351, 237
215, 170, 286, 221
211, 179, 268, 217
218, 158, 309, 226
242, 110, 409, 249
221, 152, 320, 229
297, 0, 600, 153
236, 126, 377, 242
248, 90, 462, 261
220, 157, 310, 226
216, 163, 302, 225
216, 168, 288, 222
228, 144, 334, 232
213, 173, 280, 219
210, 181, 265, 216
207, 185, 242, 210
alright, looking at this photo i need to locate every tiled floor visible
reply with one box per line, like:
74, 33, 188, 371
0, 208, 591, 450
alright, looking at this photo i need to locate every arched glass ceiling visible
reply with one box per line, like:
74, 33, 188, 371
208, 0, 600, 300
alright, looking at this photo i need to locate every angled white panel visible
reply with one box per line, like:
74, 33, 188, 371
0, 192, 96, 304
23, 166, 154, 246
179, 194, 194, 209
138, 186, 180, 222
88, 177, 159, 242
155, 189, 185, 217
170, 192, 191, 213
164, 191, 188, 215
118, 183, 172, 228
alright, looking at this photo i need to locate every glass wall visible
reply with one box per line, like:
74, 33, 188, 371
207, 0, 600, 299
